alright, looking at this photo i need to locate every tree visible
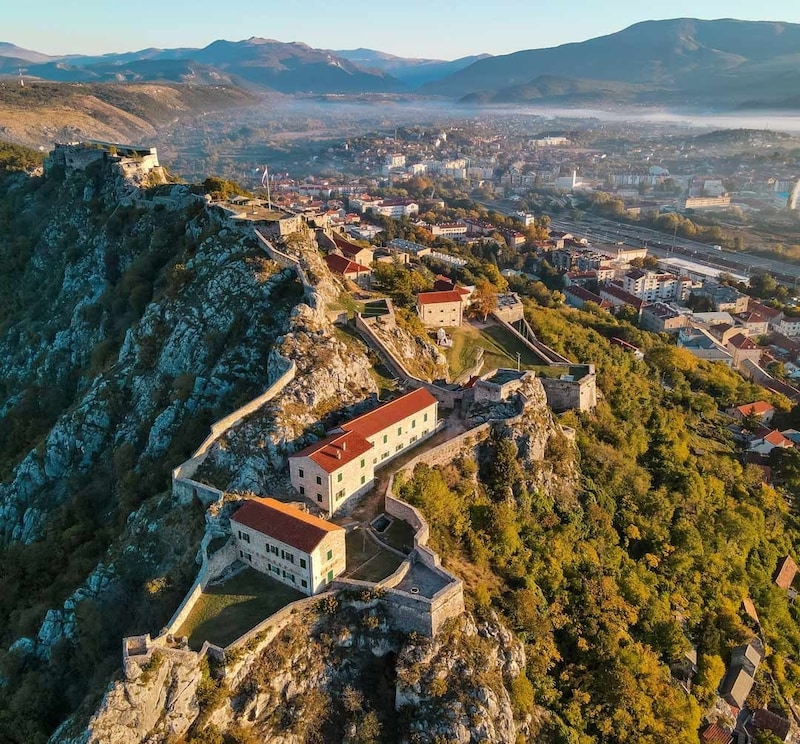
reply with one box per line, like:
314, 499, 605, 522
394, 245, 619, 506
470, 280, 498, 321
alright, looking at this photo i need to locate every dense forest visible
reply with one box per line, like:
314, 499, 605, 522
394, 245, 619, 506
399, 301, 800, 742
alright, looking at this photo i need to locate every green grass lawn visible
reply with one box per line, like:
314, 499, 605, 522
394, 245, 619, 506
345, 528, 405, 582
443, 323, 547, 379
176, 568, 304, 650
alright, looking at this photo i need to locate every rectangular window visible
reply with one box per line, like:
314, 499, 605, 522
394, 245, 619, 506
290, 574, 296, 583
337, 473, 343, 483
396, 444, 403, 452
299, 485, 305, 495
298, 468, 304, 478
239, 550, 243, 558
360, 458, 365, 468
423, 413, 428, 422
241, 532, 250, 544
300, 558, 307, 569
412, 419, 416, 429
361, 475, 366, 485
397, 427, 402, 436
327, 569, 334, 582
383, 434, 388, 444
301, 579, 308, 588
326, 549, 333, 561
337, 489, 345, 500
271, 545, 278, 555
246, 553, 252, 562
317, 493, 323, 502
410, 435, 418, 444
287, 553, 294, 564
381, 452, 389, 460
373, 457, 377, 464
316, 475, 322, 485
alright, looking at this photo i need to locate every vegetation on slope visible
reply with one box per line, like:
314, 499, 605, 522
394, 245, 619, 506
399, 301, 800, 742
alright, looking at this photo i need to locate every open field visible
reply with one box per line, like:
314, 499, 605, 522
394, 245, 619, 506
443, 322, 550, 379
176, 567, 304, 650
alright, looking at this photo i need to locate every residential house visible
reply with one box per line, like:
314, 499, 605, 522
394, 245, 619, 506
726, 401, 776, 425
719, 638, 764, 709
773, 555, 798, 590
732, 311, 769, 336
778, 315, 800, 337
677, 327, 734, 366
417, 290, 465, 327
564, 285, 609, 311
599, 283, 645, 317
692, 283, 749, 313
332, 234, 374, 266
745, 709, 792, 743
230, 497, 346, 595
324, 253, 371, 288
640, 303, 689, 333
726, 333, 762, 370
748, 429, 794, 456
289, 388, 439, 514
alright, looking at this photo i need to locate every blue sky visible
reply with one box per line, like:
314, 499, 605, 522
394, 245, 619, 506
7, 0, 800, 59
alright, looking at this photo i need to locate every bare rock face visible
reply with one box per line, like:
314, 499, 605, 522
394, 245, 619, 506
395, 614, 527, 744
53, 649, 203, 744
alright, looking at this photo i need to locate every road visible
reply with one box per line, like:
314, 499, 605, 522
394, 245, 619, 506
477, 199, 800, 287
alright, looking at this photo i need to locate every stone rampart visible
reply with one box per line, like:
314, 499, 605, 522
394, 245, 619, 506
171, 357, 296, 505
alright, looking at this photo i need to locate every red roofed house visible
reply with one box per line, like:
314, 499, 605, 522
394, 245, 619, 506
417, 290, 465, 327
726, 333, 762, 370
230, 497, 346, 595
324, 253, 372, 288
700, 723, 733, 744
773, 555, 798, 590
289, 388, 439, 514
332, 234, 374, 266
748, 429, 794, 456
727, 401, 776, 425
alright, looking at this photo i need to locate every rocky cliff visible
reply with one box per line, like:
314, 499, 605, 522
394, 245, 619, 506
0, 152, 304, 743
62, 600, 528, 744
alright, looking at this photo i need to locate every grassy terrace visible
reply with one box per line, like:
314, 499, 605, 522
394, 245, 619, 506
345, 528, 405, 583
176, 568, 304, 650
443, 322, 552, 379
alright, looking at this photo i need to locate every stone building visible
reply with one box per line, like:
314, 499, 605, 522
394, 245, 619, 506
289, 388, 439, 514
230, 497, 346, 595
416, 290, 465, 328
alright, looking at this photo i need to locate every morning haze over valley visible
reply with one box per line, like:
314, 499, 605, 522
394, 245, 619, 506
6, 3, 800, 743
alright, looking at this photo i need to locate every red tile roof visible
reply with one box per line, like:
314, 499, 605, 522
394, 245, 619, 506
774, 554, 798, 590
343, 388, 438, 440
700, 723, 733, 744
736, 401, 774, 417
728, 333, 760, 350
764, 429, 793, 447
324, 253, 370, 276
290, 430, 373, 474
417, 290, 464, 305
231, 497, 342, 553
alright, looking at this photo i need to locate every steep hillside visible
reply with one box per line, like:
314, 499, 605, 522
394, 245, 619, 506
423, 18, 800, 105
0, 146, 304, 743
0, 82, 255, 149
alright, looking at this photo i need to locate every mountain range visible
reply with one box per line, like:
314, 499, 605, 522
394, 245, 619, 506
4, 19, 800, 107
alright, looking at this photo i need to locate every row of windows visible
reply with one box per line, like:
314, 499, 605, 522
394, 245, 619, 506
237, 530, 251, 543
380, 413, 429, 443
238, 551, 311, 589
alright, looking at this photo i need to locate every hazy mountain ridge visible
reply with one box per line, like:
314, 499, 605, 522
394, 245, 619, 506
423, 18, 800, 107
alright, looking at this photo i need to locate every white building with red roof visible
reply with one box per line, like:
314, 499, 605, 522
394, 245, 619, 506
749, 429, 794, 456
289, 388, 439, 514
230, 497, 346, 594
416, 290, 465, 328
324, 253, 372, 287
727, 401, 776, 425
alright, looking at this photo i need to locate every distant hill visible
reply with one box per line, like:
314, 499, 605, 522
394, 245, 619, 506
0, 38, 403, 94
423, 18, 800, 107
0, 82, 255, 148
458, 75, 649, 105
334, 48, 491, 87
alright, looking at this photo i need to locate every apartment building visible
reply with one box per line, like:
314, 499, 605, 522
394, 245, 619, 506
622, 269, 692, 303
230, 497, 346, 595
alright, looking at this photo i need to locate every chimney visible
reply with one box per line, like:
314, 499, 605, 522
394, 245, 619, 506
341, 440, 347, 451
336, 450, 342, 460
